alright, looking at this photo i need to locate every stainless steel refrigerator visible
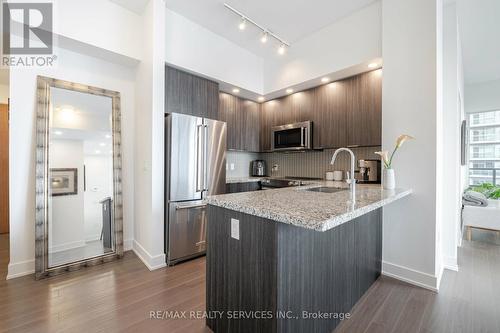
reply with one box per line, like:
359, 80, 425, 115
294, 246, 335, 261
165, 113, 226, 265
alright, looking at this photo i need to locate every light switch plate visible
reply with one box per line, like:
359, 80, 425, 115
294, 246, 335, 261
231, 218, 239, 240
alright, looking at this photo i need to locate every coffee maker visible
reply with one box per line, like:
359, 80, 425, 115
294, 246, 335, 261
356, 159, 381, 183
251, 160, 267, 177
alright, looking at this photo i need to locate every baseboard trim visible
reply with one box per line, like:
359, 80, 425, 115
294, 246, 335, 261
132, 240, 166, 271
443, 256, 459, 272
7, 259, 35, 280
382, 261, 439, 292
7, 239, 135, 280
49, 240, 86, 253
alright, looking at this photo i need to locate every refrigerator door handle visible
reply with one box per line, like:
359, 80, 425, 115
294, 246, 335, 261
203, 124, 209, 191
196, 124, 204, 192
175, 203, 207, 210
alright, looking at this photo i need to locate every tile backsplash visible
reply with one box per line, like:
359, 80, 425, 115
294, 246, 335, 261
261, 147, 381, 179
226, 147, 381, 180
226, 151, 260, 178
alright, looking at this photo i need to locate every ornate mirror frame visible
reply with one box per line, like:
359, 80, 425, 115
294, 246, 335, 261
35, 76, 124, 279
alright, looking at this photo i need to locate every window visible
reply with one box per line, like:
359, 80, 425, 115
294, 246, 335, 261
469, 110, 500, 186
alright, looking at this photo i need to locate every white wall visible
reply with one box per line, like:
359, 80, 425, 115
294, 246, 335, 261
0, 84, 8, 104
465, 79, 500, 113
49, 140, 85, 252
133, 0, 167, 270
440, 3, 463, 271
55, 0, 143, 60
84, 154, 114, 241
263, 1, 382, 93
8, 47, 136, 279
381, 0, 443, 290
165, 8, 264, 94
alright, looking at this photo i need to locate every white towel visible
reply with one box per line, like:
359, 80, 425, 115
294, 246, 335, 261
463, 191, 489, 207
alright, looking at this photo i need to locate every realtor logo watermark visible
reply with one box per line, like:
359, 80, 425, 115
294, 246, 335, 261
1, 1, 56, 67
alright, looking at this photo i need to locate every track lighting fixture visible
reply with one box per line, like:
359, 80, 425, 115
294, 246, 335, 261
224, 3, 290, 54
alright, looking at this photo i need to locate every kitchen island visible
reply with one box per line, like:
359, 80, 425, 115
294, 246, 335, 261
205, 183, 412, 333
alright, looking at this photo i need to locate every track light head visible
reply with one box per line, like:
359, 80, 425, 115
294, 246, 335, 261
260, 32, 268, 43
238, 17, 246, 30
278, 43, 286, 55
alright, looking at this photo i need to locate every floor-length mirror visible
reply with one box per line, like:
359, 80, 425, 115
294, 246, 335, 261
48, 88, 114, 267
36, 77, 123, 279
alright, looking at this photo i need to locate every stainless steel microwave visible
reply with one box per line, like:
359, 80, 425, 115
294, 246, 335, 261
271, 121, 312, 151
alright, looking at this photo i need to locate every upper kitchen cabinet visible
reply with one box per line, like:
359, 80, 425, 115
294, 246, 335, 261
242, 99, 260, 152
259, 70, 382, 150
165, 66, 219, 120
219, 93, 260, 152
312, 81, 348, 149
346, 70, 382, 147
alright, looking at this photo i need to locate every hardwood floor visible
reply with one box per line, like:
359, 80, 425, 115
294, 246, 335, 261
335, 230, 500, 333
0, 234, 209, 333
1, 230, 499, 333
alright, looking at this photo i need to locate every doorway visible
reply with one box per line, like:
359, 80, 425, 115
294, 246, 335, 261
0, 103, 8, 235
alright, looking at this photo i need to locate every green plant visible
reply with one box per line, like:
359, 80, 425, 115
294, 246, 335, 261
468, 183, 500, 199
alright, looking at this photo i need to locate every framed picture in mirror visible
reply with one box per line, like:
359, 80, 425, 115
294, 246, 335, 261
50, 168, 78, 196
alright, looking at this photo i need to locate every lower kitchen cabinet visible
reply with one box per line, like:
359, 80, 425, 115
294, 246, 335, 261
226, 182, 261, 194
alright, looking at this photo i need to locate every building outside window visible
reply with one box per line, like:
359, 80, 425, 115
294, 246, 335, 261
469, 110, 500, 186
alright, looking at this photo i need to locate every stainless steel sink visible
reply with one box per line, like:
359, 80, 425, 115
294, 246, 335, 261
306, 187, 347, 193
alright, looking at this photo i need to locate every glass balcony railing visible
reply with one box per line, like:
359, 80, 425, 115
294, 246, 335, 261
469, 168, 500, 186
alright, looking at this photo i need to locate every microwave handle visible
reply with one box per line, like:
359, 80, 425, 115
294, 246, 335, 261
301, 127, 305, 147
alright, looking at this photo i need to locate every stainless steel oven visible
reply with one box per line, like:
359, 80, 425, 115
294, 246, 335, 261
271, 121, 312, 151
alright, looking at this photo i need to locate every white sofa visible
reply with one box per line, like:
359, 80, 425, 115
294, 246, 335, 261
463, 199, 500, 240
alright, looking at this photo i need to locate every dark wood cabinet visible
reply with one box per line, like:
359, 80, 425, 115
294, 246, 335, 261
219, 93, 261, 152
207, 205, 382, 333
165, 66, 219, 119
312, 80, 349, 149
226, 181, 261, 194
243, 100, 260, 152
259, 70, 382, 150
347, 70, 382, 147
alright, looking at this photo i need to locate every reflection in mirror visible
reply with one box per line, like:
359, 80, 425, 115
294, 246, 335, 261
48, 87, 114, 267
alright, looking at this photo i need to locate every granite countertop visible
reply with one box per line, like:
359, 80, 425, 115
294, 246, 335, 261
207, 181, 412, 232
226, 176, 265, 184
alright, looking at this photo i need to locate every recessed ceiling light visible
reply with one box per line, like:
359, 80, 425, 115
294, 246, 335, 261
286, 88, 294, 94
260, 32, 268, 43
368, 63, 378, 69
238, 18, 246, 30
232, 88, 240, 93
54, 130, 63, 136
258, 96, 265, 102
321, 77, 330, 83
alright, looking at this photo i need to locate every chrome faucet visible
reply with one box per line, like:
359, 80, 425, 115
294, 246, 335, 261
330, 148, 356, 202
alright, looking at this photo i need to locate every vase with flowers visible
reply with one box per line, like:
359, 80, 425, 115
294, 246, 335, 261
375, 134, 414, 190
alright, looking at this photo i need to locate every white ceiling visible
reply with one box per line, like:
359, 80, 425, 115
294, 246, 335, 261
164, 0, 377, 57
457, 0, 500, 84
109, 0, 149, 14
